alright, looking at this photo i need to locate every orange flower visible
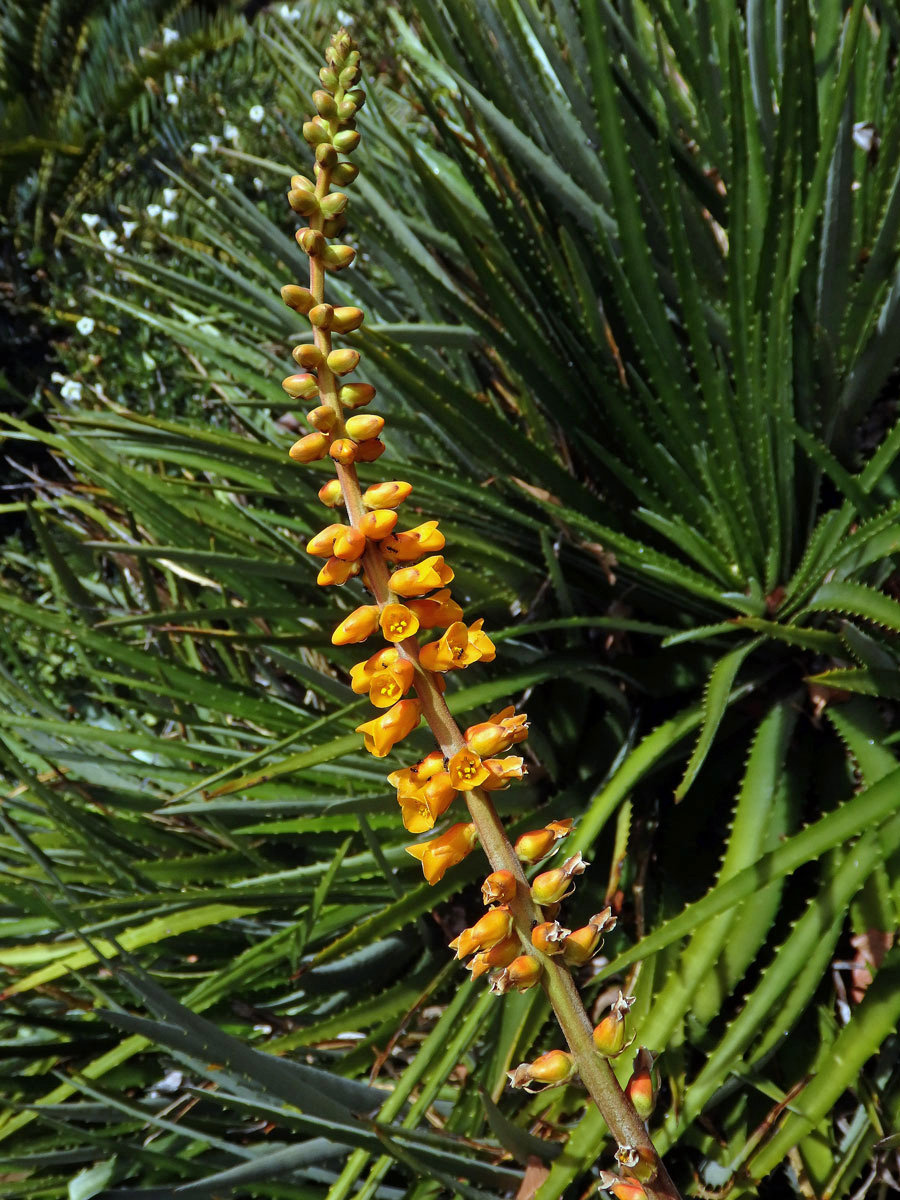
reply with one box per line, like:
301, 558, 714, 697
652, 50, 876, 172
363, 480, 412, 509
458, 618, 496, 665
332, 526, 366, 561
318, 479, 344, 508
380, 521, 445, 562
465, 710, 528, 756
349, 646, 398, 694
356, 698, 421, 757
331, 604, 379, 646
406, 588, 464, 629
514, 818, 574, 864
398, 782, 454, 833
491, 954, 542, 994
329, 438, 357, 465
561, 908, 616, 967
422, 771, 456, 810
358, 510, 397, 539
449, 905, 513, 958
531, 852, 588, 905
387, 750, 444, 800
389, 555, 454, 597
317, 556, 357, 586
508, 1050, 576, 1091
418, 621, 468, 672
307, 524, 346, 557
482, 870, 517, 906
625, 1048, 655, 1119
448, 747, 489, 790
380, 603, 419, 642
354, 437, 385, 462
468, 934, 520, 978
481, 756, 525, 791
406, 822, 477, 884
592, 991, 635, 1058
368, 660, 414, 708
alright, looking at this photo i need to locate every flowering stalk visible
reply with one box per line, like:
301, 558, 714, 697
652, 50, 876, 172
281, 31, 681, 1200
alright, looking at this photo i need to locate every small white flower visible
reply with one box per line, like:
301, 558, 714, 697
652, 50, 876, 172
222, 172, 235, 185
336, 8, 355, 24
98, 229, 117, 249
173, 73, 186, 91
208, 134, 221, 151
75, 316, 96, 336
190, 142, 208, 155
162, 187, 179, 206
121, 221, 138, 238
161, 209, 177, 226
162, 27, 179, 45
248, 105, 265, 124
142, 352, 157, 371
81, 213, 101, 229
146, 203, 162, 218
60, 380, 83, 401
223, 122, 239, 142
51, 371, 67, 384
166, 93, 179, 106
252, 176, 264, 192
278, 3, 301, 18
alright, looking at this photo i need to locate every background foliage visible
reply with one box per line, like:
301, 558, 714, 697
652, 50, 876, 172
2, 1, 900, 1198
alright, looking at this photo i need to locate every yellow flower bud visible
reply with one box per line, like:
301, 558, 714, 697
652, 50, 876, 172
363, 480, 412, 509
331, 306, 365, 333
353, 437, 385, 462
317, 556, 357, 586
306, 525, 346, 557
514, 818, 574, 864
282, 373, 319, 400
508, 1050, 576, 1091
281, 285, 315, 313
561, 908, 617, 967
390, 556, 454, 598
345, 414, 384, 441
331, 604, 379, 646
332, 526, 366, 561
531, 852, 588, 905
318, 479, 344, 508
297, 228, 326, 256
322, 244, 356, 271
592, 991, 635, 1058
307, 405, 337, 433
308, 303, 334, 329
326, 348, 360, 376
288, 433, 328, 462
505, 955, 543, 991
329, 438, 357, 465
356, 698, 421, 757
482, 870, 517, 906
406, 822, 477, 885
448, 747, 489, 791
531, 921, 571, 956
358, 510, 397, 540
339, 382, 375, 409
468, 934, 520, 978
293, 344, 323, 370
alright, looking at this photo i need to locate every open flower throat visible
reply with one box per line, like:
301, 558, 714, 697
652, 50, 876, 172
280, 32, 680, 1200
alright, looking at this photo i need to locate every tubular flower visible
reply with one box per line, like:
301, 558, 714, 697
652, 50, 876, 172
331, 604, 379, 646
398, 784, 454, 833
449, 906, 514, 959
381, 521, 445, 562
531, 852, 589, 905
448, 747, 489, 791
514, 818, 574, 864
349, 647, 398, 694
368, 660, 415, 708
468, 934, 520, 978
422, 771, 456, 811
531, 921, 571, 956
562, 908, 617, 967
593, 991, 636, 1058
419, 622, 468, 672
508, 1050, 576, 1092
387, 750, 444, 800
356, 699, 421, 757
465, 711, 528, 757
379, 603, 419, 642
481, 756, 525, 790
406, 822, 477, 885
389, 555, 454, 597
482, 870, 517, 906
406, 588, 464, 629
459, 618, 496, 665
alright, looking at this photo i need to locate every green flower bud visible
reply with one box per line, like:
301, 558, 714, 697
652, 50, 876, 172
322, 244, 356, 271
303, 117, 331, 146
347, 88, 366, 110
339, 382, 375, 408
333, 129, 361, 153
313, 89, 337, 118
308, 303, 334, 329
339, 64, 360, 89
297, 228, 326, 256
293, 344, 324, 370
331, 306, 364, 333
290, 174, 315, 193
319, 66, 338, 90
316, 143, 338, 168
337, 98, 357, 120
327, 348, 360, 376
288, 189, 319, 217
322, 215, 347, 238
321, 192, 349, 217
280, 285, 316, 313
331, 162, 359, 186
